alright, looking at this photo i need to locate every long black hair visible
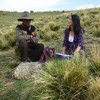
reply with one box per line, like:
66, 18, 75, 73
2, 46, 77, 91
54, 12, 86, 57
70, 14, 82, 34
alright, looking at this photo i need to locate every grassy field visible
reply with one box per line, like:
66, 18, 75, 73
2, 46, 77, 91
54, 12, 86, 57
0, 8, 100, 100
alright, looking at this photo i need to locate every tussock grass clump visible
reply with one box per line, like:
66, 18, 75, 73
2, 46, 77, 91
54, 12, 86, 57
37, 21, 60, 41
0, 37, 10, 49
5, 32, 16, 46
0, 81, 4, 89
34, 21, 44, 29
0, 32, 16, 50
42, 31, 59, 41
87, 77, 100, 100
93, 27, 100, 37
89, 44, 100, 76
29, 57, 90, 100
48, 21, 60, 31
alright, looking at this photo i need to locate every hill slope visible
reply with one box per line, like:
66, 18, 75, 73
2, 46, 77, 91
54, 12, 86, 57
0, 8, 100, 99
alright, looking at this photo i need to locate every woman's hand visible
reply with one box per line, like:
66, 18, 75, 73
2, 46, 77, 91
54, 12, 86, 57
74, 46, 81, 57
61, 50, 65, 54
61, 47, 66, 54
75, 46, 81, 52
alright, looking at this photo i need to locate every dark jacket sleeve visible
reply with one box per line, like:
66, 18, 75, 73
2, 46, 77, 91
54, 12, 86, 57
63, 30, 68, 47
77, 29, 84, 48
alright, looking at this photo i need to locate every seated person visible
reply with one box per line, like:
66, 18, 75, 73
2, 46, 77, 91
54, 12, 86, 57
61, 14, 85, 55
16, 12, 44, 62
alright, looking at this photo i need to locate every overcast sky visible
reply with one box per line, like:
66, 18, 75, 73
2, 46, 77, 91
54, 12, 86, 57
0, 0, 100, 12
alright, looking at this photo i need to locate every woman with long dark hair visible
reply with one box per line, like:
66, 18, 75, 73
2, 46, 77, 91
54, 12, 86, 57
61, 14, 84, 55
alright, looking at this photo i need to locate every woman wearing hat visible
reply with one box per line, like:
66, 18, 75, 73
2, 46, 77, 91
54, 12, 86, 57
61, 14, 85, 55
16, 12, 44, 62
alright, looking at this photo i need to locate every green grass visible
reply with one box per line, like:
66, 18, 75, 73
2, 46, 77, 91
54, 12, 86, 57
31, 58, 90, 100
0, 43, 100, 99
88, 44, 100, 76
0, 7, 100, 49
87, 77, 100, 100
0, 82, 4, 90
0, 8, 100, 99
